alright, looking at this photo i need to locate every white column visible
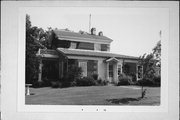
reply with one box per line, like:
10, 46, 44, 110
136, 64, 138, 81
106, 62, 109, 81
38, 59, 42, 82
113, 63, 118, 83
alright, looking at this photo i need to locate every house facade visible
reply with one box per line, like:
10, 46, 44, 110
37, 28, 141, 84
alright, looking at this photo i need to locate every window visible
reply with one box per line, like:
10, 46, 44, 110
118, 64, 122, 76
76, 42, 94, 50
87, 60, 98, 77
79, 61, 87, 76
101, 44, 110, 51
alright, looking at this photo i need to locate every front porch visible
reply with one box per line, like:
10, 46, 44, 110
37, 49, 141, 84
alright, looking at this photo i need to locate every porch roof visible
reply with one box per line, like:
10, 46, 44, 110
56, 48, 139, 60
105, 57, 119, 62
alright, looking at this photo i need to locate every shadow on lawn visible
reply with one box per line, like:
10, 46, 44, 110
106, 97, 145, 104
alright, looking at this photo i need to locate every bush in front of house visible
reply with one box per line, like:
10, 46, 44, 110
51, 81, 62, 88
117, 73, 133, 86
136, 78, 155, 86
96, 78, 108, 86
129, 73, 137, 82
32, 78, 52, 88
153, 76, 161, 86
76, 77, 97, 86
92, 73, 98, 80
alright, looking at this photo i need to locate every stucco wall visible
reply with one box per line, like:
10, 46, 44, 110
97, 59, 106, 80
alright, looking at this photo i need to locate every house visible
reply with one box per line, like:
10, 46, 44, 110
36, 28, 141, 84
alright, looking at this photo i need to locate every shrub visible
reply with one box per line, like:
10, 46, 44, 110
59, 77, 72, 88
67, 65, 82, 82
117, 73, 133, 86
92, 73, 98, 80
153, 76, 161, 86
136, 78, 155, 86
76, 77, 96, 86
129, 73, 137, 82
32, 81, 43, 88
42, 78, 52, 87
51, 81, 62, 88
96, 78, 108, 86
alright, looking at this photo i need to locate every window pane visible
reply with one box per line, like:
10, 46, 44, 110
77, 42, 94, 50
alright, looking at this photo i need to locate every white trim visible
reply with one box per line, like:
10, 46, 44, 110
106, 57, 119, 62
59, 36, 112, 44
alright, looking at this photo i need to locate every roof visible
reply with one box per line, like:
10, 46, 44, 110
53, 29, 113, 44
56, 48, 139, 60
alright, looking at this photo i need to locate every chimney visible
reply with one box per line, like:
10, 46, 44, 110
98, 31, 103, 36
91, 28, 96, 35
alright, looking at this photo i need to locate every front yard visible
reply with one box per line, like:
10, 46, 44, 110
25, 86, 160, 105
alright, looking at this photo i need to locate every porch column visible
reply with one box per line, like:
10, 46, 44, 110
38, 59, 42, 82
61, 61, 64, 78
136, 63, 138, 81
113, 63, 118, 83
58, 61, 64, 78
106, 62, 109, 81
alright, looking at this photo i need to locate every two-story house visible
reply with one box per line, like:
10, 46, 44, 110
37, 28, 140, 84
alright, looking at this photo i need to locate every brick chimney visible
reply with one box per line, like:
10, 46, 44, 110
91, 28, 96, 35
98, 31, 103, 36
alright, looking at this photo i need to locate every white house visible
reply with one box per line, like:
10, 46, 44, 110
37, 28, 141, 84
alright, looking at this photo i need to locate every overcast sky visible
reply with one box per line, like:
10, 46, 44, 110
26, 7, 169, 57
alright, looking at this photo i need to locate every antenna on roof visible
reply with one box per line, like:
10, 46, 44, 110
89, 14, 91, 33
159, 30, 162, 39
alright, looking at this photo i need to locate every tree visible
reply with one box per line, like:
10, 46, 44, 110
26, 14, 42, 84
138, 41, 161, 98
153, 40, 161, 67
138, 53, 157, 80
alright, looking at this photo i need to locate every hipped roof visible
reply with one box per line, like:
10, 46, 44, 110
53, 30, 113, 44
56, 48, 139, 60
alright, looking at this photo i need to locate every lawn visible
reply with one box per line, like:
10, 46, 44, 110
25, 86, 160, 105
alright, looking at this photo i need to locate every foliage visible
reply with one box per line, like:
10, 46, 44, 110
153, 76, 161, 86
153, 40, 161, 67
76, 77, 97, 86
138, 53, 157, 80
92, 73, 98, 80
136, 78, 155, 86
117, 73, 133, 86
26, 14, 41, 84
67, 65, 83, 82
51, 81, 62, 88
122, 64, 130, 75
26, 14, 53, 84
96, 78, 108, 86
129, 73, 137, 82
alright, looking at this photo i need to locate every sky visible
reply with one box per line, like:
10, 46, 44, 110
26, 7, 169, 57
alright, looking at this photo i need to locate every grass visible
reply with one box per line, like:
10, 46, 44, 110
25, 86, 160, 105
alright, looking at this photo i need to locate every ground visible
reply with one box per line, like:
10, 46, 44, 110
25, 86, 160, 105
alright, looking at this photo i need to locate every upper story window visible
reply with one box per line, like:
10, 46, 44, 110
76, 42, 94, 50
69, 42, 77, 49
101, 44, 110, 51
